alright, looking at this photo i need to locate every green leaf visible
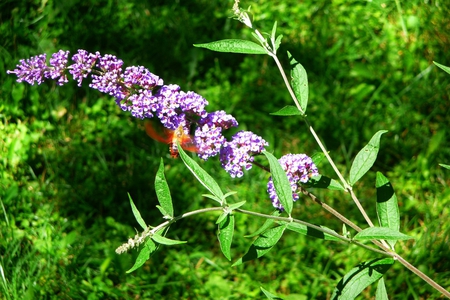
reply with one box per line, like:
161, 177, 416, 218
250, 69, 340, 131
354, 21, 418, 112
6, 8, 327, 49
433, 61, 450, 75
216, 212, 228, 224
233, 225, 287, 266
262, 151, 293, 215
349, 130, 388, 186
270, 105, 302, 116
376, 172, 400, 249
353, 227, 414, 241
155, 159, 173, 218
126, 239, 157, 273
218, 214, 235, 261
178, 144, 224, 201
260, 286, 284, 300
331, 258, 394, 299
228, 200, 246, 211
194, 39, 267, 55
285, 222, 340, 241
128, 193, 147, 230
439, 163, 450, 170
245, 210, 280, 238
308, 175, 345, 191
274, 35, 283, 52
375, 278, 389, 300
288, 51, 308, 113
152, 232, 187, 245
311, 152, 326, 166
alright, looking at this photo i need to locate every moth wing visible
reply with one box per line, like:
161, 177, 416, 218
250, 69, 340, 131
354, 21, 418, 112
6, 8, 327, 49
145, 121, 171, 144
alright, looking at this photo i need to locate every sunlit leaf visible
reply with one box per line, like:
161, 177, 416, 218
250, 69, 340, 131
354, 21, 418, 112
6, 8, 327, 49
353, 227, 413, 241
128, 193, 147, 230
288, 51, 308, 113
218, 214, 235, 261
261, 286, 283, 300
376, 172, 400, 249
331, 258, 394, 299
245, 210, 280, 238
433, 61, 450, 75
155, 159, 173, 218
262, 151, 293, 215
194, 39, 267, 54
126, 239, 157, 273
375, 278, 389, 300
439, 163, 450, 170
270, 105, 302, 116
233, 224, 287, 266
178, 144, 224, 201
349, 130, 388, 186
285, 222, 340, 241
152, 232, 187, 245
308, 175, 345, 191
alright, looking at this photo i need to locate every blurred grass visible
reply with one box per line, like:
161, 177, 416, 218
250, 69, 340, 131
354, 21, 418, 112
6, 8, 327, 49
1, 0, 449, 299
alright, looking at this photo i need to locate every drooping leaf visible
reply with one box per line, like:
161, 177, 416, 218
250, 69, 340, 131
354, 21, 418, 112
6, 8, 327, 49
376, 172, 400, 249
375, 278, 389, 300
152, 232, 187, 245
308, 175, 345, 191
128, 193, 147, 230
288, 51, 309, 114
178, 144, 224, 201
233, 225, 287, 266
218, 214, 235, 261
260, 286, 284, 300
349, 130, 388, 186
353, 227, 414, 241
433, 61, 450, 75
263, 151, 293, 215
245, 210, 280, 238
270, 105, 302, 116
194, 39, 267, 55
155, 159, 173, 218
285, 222, 340, 241
331, 258, 395, 299
126, 239, 157, 273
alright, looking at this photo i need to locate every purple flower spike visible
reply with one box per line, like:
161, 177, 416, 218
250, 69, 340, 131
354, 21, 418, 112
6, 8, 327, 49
90, 54, 127, 100
220, 131, 268, 178
179, 91, 208, 118
7, 54, 48, 85
267, 154, 319, 211
69, 50, 100, 86
45, 50, 70, 86
153, 84, 183, 130
122, 66, 163, 90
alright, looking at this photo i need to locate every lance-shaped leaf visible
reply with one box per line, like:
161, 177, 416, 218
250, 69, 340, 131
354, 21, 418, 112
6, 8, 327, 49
178, 144, 224, 202
261, 287, 283, 300
233, 224, 287, 266
439, 163, 450, 170
353, 227, 414, 241
245, 210, 280, 238
128, 193, 147, 230
152, 232, 187, 245
288, 51, 309, 114
263, 151, 293, 215
376, 278, 389, 300
126, 239, 157, 273
194, 39, 267, 55
270, 105, 302, 116
331, 258, 394, 299
155, 159, 173, 218
285, 222, 340, 241
376, 172, 400, 249
308, 175, 345, 191
349, 130, 388, 186
218, 214, 235, 261
433, 61, 450, 75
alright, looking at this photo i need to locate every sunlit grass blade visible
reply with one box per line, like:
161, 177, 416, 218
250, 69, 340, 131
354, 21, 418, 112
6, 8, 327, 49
178, 143, 224, 201
194, 39, 267, 55
376, 172, 400, 249
353, 227, 414, 241
218, 214, 234, 261
262, 151, 293, 215
439, 163, 450, 170
128, 193, 147, 230
126, 239, 157, 273
349, 130, 388, 186
288, 51, 308, 114
260, 286, 283, 299
331, 258, 394, 299
155, 158, 174, 218
232, 224, 287, 266
433, 61, 450, 75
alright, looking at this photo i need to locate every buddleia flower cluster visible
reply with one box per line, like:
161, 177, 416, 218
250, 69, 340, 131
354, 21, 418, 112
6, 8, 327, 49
267, 154, 319, 211
7, 49, 268, 178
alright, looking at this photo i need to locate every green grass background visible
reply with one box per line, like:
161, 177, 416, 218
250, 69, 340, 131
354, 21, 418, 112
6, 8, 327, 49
1, 0, 449, 299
